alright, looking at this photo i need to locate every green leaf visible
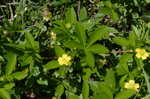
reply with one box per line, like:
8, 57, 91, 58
111, 10, 119, 21
65, 7, 77, 24
4, 43, 25, 51
4, 83, 15, 89
79, 7, 88, 21
63, 40, 83, 49
66, 91, 82, 99
90, 81, 113, 99
43, 60, 61, 70
25, 32, 35, 49
83, 18, 99, 31
129, 32, 137, 48
75, 22, 87, 46
104, 69, 116, 90
55, 46, 65, 56
113, 37, 130, 47
82, 80, 89, 99
88, 26, 117, 46
101, 7, 112, 15
0, 88, 11, 99
5, 52, 17, 75
85, 51, 95, 67
25, 32, 39, 51
37, 78, 48, 86
116, 53, 133, 76
88, 44, 109, 54
55, 84, 64, 96
55, 67, 67, 77
103, 1, 112, 8
19, 54, 33, 66
115, 89, 136, 99
12, 69, 28, 80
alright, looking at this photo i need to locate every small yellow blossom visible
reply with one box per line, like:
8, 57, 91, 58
52, 96, 57, 99
58, 54, 71, 66
135, 48, 149, 60
51, 31, 56, 40
124, 80, 139, 90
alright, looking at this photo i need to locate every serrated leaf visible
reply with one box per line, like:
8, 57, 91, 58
90, 81, 113, 99
88, 44, 109, 54
113, 37, 130, 47
4, 43, 25, 51
43, 60, 61, 70
55, 84, 64, 96
5, 52, 17, 75
63, 40, 83, 49
0, 88, 11, 99
88, 26, 117, 46
4, 83, 15, 89
79, 7, 88, 21
12, 69, 28, 80
55, 46, 65, 56
129, 32, 138, 48
105, 69, 116, 90
111, 10, 119, 21
116, 53, 133, 75
25, 32, 35, 49
75, 22, 87, 46
115, 89, 136, 99
25, 32, 39, 51
65, 7, 77, 24
85, 51, 95, 67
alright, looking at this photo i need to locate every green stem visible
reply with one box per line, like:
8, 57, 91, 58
143, 69, 150, 94
137, 59, 150, 94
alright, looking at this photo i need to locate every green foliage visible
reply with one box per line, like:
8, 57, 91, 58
0, 88, 11, 99
43, 60, 60, 70
5, 52, 17, 75
115, 89, 136, 99
0, 0, 150, 98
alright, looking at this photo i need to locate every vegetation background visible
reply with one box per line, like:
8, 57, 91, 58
0, 0, 150, 99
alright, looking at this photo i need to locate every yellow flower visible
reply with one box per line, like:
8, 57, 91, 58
124, 80, 139, 90
58, 54, 71, 66
52, 96, 57, 99
135, 48, 149, 60
51, 31, 56, 40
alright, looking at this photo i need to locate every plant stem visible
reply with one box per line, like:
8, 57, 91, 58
143, 68, 150, 94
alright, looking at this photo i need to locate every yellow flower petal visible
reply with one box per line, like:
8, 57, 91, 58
134, 84, 139, 89
135, 48, 149, 60
129, 80, 135, 84
58, 54, 71, 66
124, 80, 139, 90
135, 48, 141, 53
